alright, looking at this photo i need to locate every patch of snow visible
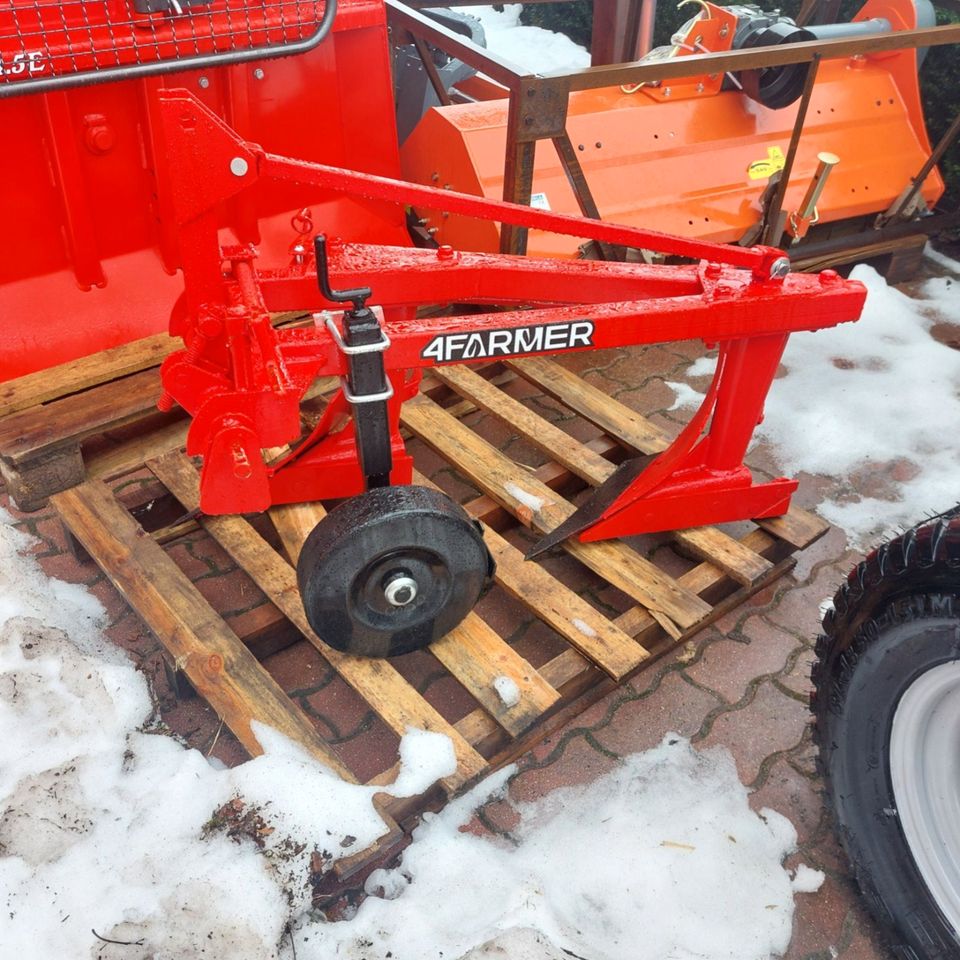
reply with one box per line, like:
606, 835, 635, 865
387, 727, 458, 797
666, 380, 706, 410
505, 482, 545, 514
321, 735, 816, 960
923, 243, 960, 275
687, 355, 719, 378
493, 674, 521, 707
454, 5, 590, 74
792, 864, 826, 893
753, 265, 960, 547
571, 617, 597, 638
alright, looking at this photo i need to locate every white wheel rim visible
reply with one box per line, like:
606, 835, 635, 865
890, 660, 960, 932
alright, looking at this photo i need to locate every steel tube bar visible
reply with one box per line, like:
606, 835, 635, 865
763, 53, 821, 247
553, 23, 960, 90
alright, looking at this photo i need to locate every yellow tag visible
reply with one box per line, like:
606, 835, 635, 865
747, 146, 786, 181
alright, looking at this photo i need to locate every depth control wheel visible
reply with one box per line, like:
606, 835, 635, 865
296, 485, 494, 658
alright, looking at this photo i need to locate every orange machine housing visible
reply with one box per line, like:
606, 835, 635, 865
400, 0, 944, 258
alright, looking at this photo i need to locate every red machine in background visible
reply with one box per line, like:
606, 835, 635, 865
0, 0, 408, 379
0, 0, 950, 381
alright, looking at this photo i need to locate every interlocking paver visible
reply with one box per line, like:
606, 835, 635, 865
766, 563, 852, 641
508, 732, 620, 803
748, 756, 823, 848
697, 680, 810, 786
592, 670, 722, 756
685, 624, 801, 704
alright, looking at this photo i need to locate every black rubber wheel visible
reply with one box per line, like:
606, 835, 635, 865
812, 509, 960, 959
296, 485, 494, 658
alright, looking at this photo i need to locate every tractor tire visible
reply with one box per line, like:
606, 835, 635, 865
811, 509, 960, 960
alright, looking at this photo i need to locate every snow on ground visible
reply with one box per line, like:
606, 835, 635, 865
319, 739, 821, 960
453, 5, 590, 73
1, 511, 823, 960
0, 511, 454, 958
668, 251, 960, 548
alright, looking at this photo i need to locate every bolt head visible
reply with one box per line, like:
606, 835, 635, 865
384, 575, 418, 607
253, 67, 265, 80
770, 257, 791, 279
198, 76, 210, 89
230, 156, 249, 177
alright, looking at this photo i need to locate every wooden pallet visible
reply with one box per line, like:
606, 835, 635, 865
1, 335, 828, 878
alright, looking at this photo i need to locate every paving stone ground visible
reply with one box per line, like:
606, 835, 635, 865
2, 339, 895, 959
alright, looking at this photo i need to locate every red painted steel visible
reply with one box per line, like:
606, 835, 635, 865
0, 0, 406, 380
156, 91, 866, 540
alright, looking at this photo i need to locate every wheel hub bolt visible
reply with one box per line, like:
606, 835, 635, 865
384, 575, 418, 607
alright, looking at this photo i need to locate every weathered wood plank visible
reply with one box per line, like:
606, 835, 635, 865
510, 356, 826, 550
401, 392, 713, 638
413, 469, 647, 680
0, 369, 164, 461
0, 333, 174, 418
434, 364, 774, 587
429, 615, 560, 737
150, 452, 486, 790
508, 356, 670, 454
271, 496, 561, 739
755, 506, 828, 550
51, 478, 354, 781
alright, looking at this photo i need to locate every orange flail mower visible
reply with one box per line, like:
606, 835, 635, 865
399, 0, 945, 258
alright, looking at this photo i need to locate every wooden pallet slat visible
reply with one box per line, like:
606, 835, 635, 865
508, 356, 670, 453
434, 363, 775, 588
51, 478, 355, 782
401, 392, 713, 638
0, 332, 174, 418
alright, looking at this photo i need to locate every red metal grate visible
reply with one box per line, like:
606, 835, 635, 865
0, 0, 333, 95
